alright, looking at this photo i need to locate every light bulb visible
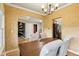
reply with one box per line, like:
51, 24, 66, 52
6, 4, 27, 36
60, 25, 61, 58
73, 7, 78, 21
55, 3, 59, 7
44, 9, 47, 12
51, 8, 54, 11
41, 5, 45, 9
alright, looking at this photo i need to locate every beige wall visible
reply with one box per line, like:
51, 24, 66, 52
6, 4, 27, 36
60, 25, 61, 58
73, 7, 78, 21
44, 3, 79, 52
45, 4, 79, 28
4, 3, 79, 54
4, 4, 44, 52
44, 4, 79, 37
0, 4, 4, 12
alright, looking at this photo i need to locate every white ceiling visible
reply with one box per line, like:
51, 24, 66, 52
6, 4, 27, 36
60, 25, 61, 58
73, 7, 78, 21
11, 3, 67, 15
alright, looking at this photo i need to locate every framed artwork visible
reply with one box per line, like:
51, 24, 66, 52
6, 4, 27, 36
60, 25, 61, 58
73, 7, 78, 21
18, 22, 25, 38
33, 24, 37, 33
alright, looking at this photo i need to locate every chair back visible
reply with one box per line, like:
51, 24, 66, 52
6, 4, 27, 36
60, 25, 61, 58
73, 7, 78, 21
59, 36, 72, 56
40, 40, 63, 56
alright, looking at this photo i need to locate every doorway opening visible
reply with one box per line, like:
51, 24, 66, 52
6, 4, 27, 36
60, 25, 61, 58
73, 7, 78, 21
18, 16, 43, 41
53, 17, 62, 40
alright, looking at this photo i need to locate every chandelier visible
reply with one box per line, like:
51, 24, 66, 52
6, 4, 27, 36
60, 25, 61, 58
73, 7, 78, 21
41, 3, 59, 15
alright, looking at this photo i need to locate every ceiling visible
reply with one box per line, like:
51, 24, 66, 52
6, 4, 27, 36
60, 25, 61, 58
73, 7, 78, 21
10, 3, 67, 15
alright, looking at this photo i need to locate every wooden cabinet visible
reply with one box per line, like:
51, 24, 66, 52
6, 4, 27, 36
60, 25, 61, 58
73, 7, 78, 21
19, 40, 41, 56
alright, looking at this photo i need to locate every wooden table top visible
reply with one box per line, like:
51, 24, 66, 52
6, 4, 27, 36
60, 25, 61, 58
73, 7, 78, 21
19, 37, 54, 56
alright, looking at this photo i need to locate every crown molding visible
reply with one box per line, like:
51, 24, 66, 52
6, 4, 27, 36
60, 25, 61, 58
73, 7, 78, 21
5, 3, 44, 16
54, 3, 72, 12
43, 3, 72, 16
5, 3, 72, 16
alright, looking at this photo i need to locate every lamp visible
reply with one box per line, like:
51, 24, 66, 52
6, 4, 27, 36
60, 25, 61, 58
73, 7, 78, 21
41, 3, 59, 15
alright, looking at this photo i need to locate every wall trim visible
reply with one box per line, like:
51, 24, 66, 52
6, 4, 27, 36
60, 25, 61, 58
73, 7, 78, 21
5, 3, 44, 16
54, 3, 72, 12
5, 3, 72, 16
68, 49, 79, 56
5, 48, 19, 54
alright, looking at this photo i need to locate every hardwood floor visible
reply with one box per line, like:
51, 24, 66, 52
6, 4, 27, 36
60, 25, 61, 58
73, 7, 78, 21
19, 38, 53, 56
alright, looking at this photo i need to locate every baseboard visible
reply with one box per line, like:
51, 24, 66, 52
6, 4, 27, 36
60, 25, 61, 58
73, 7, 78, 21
67, 49, 79, 56
5, 48, 20, 56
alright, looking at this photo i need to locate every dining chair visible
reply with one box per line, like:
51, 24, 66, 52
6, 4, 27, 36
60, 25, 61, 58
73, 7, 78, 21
40, 40, 63, 56
58, 36, 72, 56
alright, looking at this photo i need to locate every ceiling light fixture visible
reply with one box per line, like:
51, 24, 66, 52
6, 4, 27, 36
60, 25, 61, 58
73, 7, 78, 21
41, 3, 59, 15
